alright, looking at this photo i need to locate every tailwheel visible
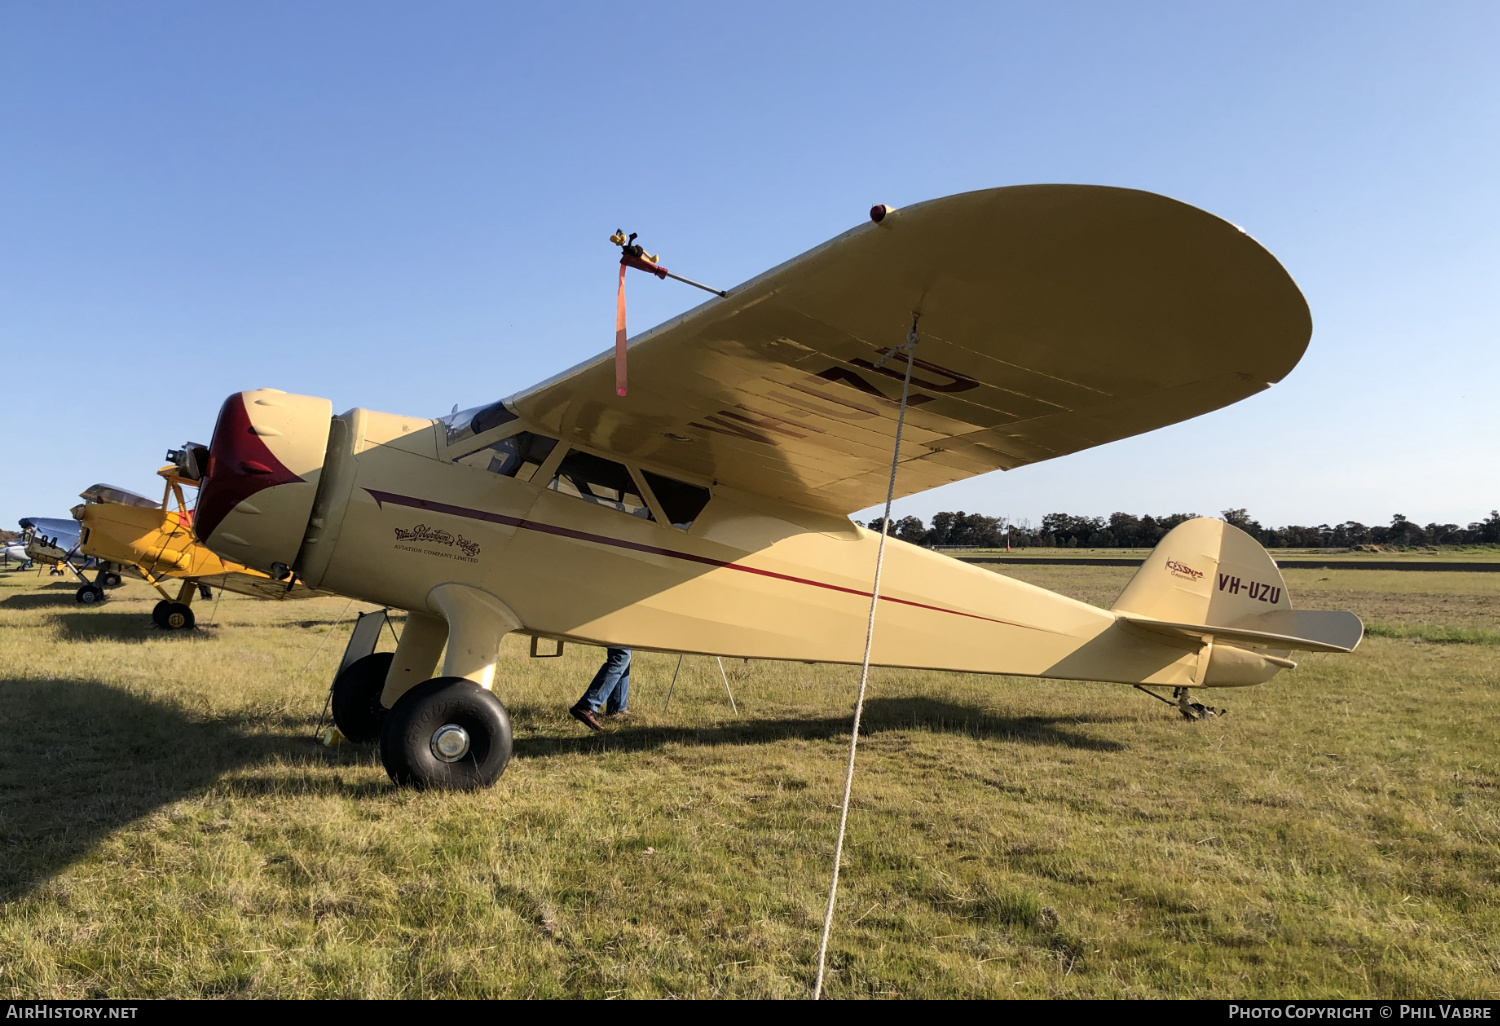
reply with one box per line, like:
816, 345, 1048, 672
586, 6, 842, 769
159, 602, 195, 630
330, 652, 395, 743
380, 677, 512, 790
75, 584, 105, 605
1133, 685, 1226, 721
1172, 686, 1224, 721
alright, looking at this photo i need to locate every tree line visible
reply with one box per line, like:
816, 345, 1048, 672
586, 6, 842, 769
867, 509, 1500, 549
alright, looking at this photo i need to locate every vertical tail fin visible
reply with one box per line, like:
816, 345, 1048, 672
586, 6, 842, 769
1112, 519, 1363, 666
1112, 518, 1289, 625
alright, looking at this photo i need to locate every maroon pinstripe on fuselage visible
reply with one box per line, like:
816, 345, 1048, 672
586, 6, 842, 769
364, 488, 1047, 632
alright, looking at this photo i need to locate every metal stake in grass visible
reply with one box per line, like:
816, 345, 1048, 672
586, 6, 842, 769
716, 657, 738, 713
663, 654, 684, 712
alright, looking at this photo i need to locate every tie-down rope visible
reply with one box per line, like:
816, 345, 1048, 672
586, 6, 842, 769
813, 320, 920, 999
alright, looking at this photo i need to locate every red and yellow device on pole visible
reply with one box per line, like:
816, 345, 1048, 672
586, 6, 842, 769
610, 230, 725, 397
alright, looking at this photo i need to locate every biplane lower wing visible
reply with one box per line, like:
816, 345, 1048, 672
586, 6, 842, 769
194, 571, 327, 601
506, 185, 1312, 514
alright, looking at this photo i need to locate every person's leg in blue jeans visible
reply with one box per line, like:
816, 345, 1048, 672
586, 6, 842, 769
570, 648, 631, 730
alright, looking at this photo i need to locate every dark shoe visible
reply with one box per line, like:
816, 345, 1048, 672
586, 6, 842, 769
569, 704, 603, 732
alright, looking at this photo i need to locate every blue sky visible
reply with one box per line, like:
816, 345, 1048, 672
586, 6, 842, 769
3, 2, 1496, 531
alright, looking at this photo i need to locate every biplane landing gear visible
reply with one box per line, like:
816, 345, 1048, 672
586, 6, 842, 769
379, 677, 512, 791
102, 571, 122, 588
76, 583, 104, 604
330, 652, 395, 743
151, 600, 195, 630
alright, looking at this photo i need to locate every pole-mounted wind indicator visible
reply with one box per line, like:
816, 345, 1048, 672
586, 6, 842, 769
611, 230, 726, 397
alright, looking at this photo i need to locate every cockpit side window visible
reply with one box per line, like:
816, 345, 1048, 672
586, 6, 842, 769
455, 431, 557, 483
548, 449, 654, 521
641, 471, 711, 528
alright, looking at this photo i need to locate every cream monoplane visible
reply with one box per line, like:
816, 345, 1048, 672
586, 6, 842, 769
194, 185, 1363, 790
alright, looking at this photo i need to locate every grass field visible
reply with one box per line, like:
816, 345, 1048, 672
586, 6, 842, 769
0, 563, 1496, 998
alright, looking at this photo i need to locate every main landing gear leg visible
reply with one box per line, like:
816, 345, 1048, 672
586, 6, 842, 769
378, 585, 522, 791
152, 579, 197, 630
331, 612, 446, 743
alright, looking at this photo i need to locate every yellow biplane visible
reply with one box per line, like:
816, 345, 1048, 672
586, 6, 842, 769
73, 445, 322, 629
193, 185, 1363, 789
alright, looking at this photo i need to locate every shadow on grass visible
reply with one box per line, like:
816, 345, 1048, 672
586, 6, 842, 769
51, 612, 225, 643
511, 696, 1127, 758
1, 591, 89, 609
0, 682, 1124, 902
0, 676, 310, 902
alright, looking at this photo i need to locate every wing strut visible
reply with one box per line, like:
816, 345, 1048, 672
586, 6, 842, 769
609, 230, 726, 397
813, 316, 921, 999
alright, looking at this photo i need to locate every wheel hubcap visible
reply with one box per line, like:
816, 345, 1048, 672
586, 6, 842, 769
167, 613, 185, 628
431, 724, 471, 762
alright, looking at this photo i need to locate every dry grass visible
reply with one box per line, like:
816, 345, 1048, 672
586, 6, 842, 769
0, 563, 1496, 998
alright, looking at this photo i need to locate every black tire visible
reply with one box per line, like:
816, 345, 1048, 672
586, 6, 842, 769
161, 602, 195, 630
151, 600, 171, 627
76, 584, 103, 605
102, 572, 123, 588
380, 677, 512, 790
330, 652, 395, 743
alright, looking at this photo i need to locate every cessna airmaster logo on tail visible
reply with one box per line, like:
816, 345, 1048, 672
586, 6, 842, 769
196, 184, 1362, 790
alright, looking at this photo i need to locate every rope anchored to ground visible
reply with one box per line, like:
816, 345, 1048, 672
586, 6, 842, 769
813, 316, 921, 999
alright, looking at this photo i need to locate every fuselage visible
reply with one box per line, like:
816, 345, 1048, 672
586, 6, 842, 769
199, 393, 1282, 689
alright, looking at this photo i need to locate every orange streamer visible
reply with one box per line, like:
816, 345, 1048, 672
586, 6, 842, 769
615, 262, 628, 397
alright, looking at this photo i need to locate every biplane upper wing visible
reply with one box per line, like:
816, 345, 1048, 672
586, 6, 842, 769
505, 185, 1311, 514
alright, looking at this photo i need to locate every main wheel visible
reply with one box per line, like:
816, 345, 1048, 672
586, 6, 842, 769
151, 600, 171, 627
330, 652, 395, 743
160, 602, 195, 630
102, 572, 123, 588
76, 584, 103, 605
380, 677, 512, 790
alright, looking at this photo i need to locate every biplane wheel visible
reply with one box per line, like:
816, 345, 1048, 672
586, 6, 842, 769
151, 600, 171, 627
102, 572, 123, 588
330, 652, 395, 743
76, 584, 104, 605
161, 602, 195, 630
379, 677, 512, 791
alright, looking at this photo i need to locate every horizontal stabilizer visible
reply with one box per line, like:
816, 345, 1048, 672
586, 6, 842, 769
1119, 609, 1364, 654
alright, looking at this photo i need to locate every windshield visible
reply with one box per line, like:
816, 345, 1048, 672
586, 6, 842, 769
78, 484, 160, 508
439, 400, 518, 449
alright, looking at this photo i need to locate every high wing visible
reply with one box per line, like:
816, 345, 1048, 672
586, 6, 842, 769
506, 185, 1311, 514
